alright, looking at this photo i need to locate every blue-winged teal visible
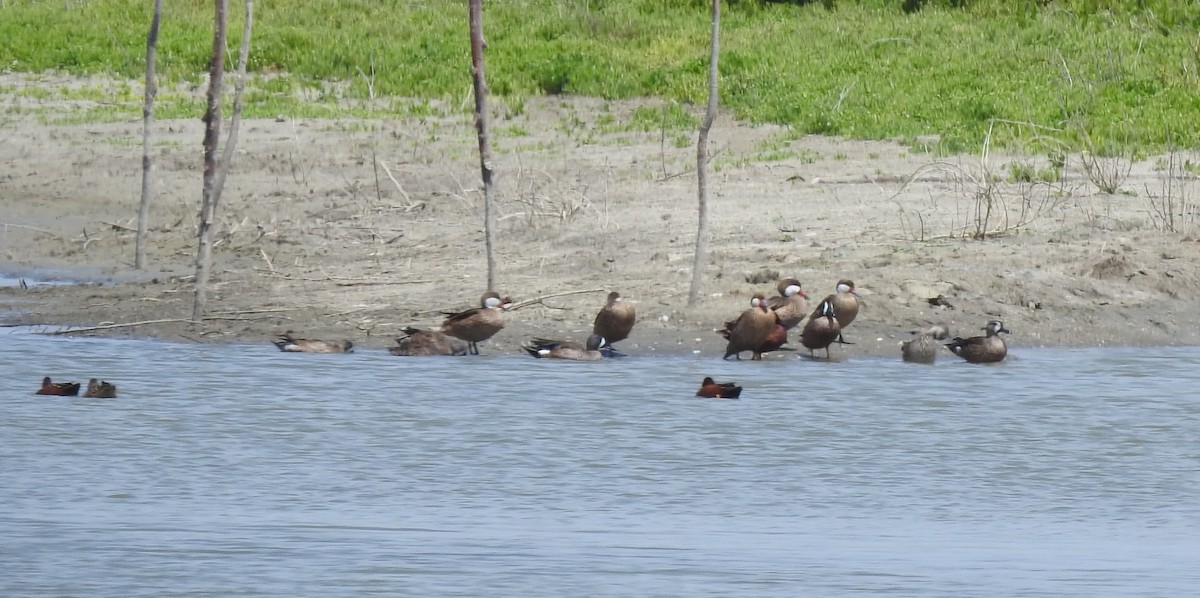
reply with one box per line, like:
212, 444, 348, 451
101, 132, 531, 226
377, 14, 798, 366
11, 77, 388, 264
523, 334, 609, 361
696, 377, 742, 399
592, 291, 636, 346
947, 320, 1010, 364
441, 291, 512, 355
83, 378, 118, 398
901, 323, 951, 364
720, 293, 777, 360
389, 327, 468, 356
36, 377, 80, 396
767, 277, 809, 330
273, 333, 354, 353
800, 299, 842, 359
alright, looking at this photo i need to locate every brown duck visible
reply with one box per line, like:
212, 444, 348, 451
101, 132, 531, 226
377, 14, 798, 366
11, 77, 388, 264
273, 333, 354, 354
36, 377, 80, 396
800, 299, 842, 359
767, 277, 809, 330
901, 323, 951, 365
592, 291, 636, 346
83, 378, 118, 398
440, 291, 512, 355
696, 377, 742, 399
812, 279, 860, 342
389, 327, 468, 356
719, 293, 777, 360
947, 320, 1010, 364
523, 334, 609, 361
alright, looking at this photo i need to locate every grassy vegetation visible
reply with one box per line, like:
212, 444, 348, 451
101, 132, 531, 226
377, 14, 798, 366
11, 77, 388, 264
2, 0, 1198, 153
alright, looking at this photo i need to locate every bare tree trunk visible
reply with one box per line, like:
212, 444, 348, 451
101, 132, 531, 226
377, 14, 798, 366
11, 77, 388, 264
135, 0, 163, 270
212, 0, 253, 215
192, 0, 228, 322
468, 0, 498, 291
688, 0, 721, 308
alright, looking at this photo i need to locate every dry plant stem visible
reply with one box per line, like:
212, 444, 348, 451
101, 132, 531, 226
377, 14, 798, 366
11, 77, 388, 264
135, 0, 162, 270
688, 0, 720, 308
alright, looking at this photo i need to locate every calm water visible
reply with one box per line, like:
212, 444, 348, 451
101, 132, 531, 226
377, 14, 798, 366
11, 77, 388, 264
2, 328, 1199, 597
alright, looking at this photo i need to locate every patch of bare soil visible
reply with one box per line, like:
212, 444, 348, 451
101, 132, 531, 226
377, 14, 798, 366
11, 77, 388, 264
3, 73, 1200, 359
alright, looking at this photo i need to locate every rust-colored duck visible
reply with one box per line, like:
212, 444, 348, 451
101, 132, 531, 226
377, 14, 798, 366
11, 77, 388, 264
441, 291, 512, 355
719, 293, 777, 360
36, 377, 80, 396
389, 327, 468, 356
592, 291, 636, 347
273, 332, 353, 353
800, 299, 842, 359
696, 377, 742, 399
83, 378, 118, 398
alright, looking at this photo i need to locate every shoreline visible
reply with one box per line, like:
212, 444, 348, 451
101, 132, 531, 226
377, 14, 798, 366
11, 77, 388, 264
3, 92, 1200, 358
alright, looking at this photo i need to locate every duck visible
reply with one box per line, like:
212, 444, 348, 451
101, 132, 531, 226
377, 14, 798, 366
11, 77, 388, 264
947, 320, 1010, 364
441, 291, 512, 355
36, 377, 80, 396
523, 334, 609, 361
767, 277, 809, 330
272, 332, 354, 353
696, 377, 742, 399
83, 378, 118, 398
901, 323, 952, 364
592, 291, 636, 347
800, 299, 841, 359
388, 326, 468, 356
719, 293, 777, 360
812, 279, 860, 342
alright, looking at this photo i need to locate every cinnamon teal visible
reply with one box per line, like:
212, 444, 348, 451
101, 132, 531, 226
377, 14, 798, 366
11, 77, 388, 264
36, 377, 80, 396
696, 377, 742, 399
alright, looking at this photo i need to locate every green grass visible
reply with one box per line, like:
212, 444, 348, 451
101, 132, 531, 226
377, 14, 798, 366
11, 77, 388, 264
2, 0, 1198, 152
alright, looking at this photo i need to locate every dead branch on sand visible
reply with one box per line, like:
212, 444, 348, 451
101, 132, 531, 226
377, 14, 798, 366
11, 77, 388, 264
506, 288, 608, 311
41, 311, 288, 335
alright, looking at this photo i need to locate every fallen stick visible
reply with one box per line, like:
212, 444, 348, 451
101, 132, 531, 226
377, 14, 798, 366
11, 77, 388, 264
506, 288, 607, 311
41, 314, 283, 335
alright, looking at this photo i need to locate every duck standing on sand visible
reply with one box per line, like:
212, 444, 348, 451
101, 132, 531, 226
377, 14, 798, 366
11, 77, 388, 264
947, 320, 1010, 364
83, 378, 118, 398
812, 279, 860, 343
696, 377, 742, 399
767, 277, 809, 330
800, 299, 841, 359
388, 327, 468, 356
901, 323, 951, 364
273, 332, 354, 353
441, 291, 512, 355
36, 377, 80, 396
523, 334, 610, 361
719, 293, 777, 360
592, 291, 636, 348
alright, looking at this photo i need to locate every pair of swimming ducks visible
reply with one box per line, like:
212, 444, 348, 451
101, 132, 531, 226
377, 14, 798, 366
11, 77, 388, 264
36, 377, 117, 397
273, 290, 637, 361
